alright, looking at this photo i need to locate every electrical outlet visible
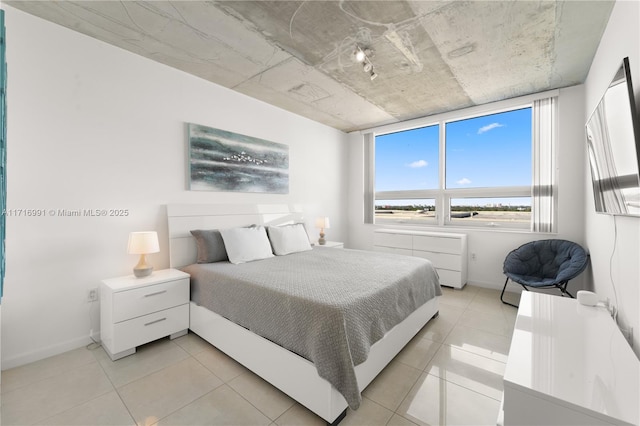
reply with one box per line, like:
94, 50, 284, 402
87, 288, 98, 302
470, 253, 477, 261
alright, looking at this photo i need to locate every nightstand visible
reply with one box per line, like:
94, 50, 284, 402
318, 241, 344, 248
100, 268, 190, 361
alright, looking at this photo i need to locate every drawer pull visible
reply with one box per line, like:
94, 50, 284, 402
144, 318, 167, 327
144, 290, 167, 298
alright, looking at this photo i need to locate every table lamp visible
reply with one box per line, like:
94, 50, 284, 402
128, 231, 160, 277
315, 217, 330, 245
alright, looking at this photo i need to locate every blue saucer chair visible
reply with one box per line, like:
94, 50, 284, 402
501, 239, 589, 308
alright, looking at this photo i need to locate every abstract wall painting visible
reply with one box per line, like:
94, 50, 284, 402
188, 123, 289, 194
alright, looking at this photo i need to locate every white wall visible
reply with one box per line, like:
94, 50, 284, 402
347, 85, 588, 291
2, 6, 348, 369
583, 0, 640, 357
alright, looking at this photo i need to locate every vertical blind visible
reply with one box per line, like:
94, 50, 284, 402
532, 97, 557, 233
363, 133, 375, 224
0, 9, 6, 301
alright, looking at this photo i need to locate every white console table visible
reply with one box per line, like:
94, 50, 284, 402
501, 292, 639, 425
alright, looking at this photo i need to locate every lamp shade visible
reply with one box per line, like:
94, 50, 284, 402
127, 231, 160, 255
315, 217, 330, 229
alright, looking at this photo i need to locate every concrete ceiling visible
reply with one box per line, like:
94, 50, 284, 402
8, 1, 614, 132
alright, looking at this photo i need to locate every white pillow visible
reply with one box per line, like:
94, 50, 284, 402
267, 223, 312, 256
220, 226, 274, 264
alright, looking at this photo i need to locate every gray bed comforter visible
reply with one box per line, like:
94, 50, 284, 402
183, 247, 441, 409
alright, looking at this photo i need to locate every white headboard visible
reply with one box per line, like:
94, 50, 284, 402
167, 204, 305, 268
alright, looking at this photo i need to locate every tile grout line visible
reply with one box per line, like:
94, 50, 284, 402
88, 345, 138, 426
128, 353, 226, 426
0, 347, 101, 395
404, 285, 515, 409
171, 336, 279, 424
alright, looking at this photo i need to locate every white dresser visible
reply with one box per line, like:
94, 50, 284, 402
100, 268, 190, 360
502, 292, 639, 425
373, 229, 467, 288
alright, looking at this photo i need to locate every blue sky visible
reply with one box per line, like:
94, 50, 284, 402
375, 108, 532, 205
376, 125, 440, 191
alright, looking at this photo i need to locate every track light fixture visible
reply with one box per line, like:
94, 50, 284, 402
354, 45, 377, 81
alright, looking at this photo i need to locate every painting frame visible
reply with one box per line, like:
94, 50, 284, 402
188, 123, 289, 194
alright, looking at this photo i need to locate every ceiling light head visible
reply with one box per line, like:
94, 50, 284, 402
363, 61, 373, 73
370, 70, 378, 81
354, 46, 374, 63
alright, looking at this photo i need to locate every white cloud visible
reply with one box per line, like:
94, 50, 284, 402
457, 177, 472, 185
408, 160, 428, 168
477, 122, 504, 134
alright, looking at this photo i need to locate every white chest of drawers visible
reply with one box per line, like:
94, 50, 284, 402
100, 268, 190, 360
373, 229, 468, 288
502, 292, 639, 425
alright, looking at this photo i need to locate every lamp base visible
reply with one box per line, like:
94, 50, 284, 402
318, 230, 326, 245
133, 253, 153, 278
133, 266, 153, 278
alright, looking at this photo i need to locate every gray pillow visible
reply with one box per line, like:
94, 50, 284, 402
190, 229, 228, 263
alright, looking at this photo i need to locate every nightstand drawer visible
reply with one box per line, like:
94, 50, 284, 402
112, 304, 189, 353
113, 278, 189, 323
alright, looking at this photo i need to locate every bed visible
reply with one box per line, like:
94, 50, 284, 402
167, 204, 441, 424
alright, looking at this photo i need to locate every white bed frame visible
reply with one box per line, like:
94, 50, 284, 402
167, 204, 439, 424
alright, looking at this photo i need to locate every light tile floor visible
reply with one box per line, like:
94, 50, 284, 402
1, 286, 520, 426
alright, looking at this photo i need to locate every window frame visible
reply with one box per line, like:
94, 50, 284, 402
366, 90, 558, 232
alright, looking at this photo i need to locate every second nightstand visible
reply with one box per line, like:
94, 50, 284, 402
100, 268, 190, 360
318, 241, 344, 248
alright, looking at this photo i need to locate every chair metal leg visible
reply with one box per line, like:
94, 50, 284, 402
557, 281, 575, 298
500, 277, 519, 308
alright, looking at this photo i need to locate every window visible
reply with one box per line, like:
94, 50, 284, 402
449, 197, 531, 226
376, 125, 439, 191
375, 125, 439, 225
445, 108, 532, 189
367, 95, 556, 231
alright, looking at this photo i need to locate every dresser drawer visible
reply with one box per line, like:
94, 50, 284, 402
373, 232, 413, 249
112, 304, 189, 354
436, 269, 462, 287
373, 245, 413, 256
412, 250, 461, 271
113, 278, 189, 323
413, 235, 462, 254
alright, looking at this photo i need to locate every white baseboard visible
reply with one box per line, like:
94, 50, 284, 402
466, 280, 523, 294
2, 333, 99, 370
467, 279, 587, 298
